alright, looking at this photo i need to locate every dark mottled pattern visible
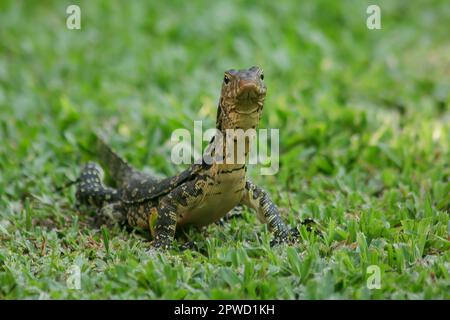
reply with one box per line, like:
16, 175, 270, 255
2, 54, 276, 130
121, 163, 204, 203
75, 66, 297, 250
152, 180, 202, 249
75, 162, 121, 207
242, 181, 294, 246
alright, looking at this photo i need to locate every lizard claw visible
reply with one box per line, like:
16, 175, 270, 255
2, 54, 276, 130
269, 231, 290, 247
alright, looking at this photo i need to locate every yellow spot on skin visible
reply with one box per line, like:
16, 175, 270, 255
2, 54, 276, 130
148, 208, 158, 239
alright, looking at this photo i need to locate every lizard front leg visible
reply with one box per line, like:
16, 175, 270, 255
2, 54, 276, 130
150, 179, 204, 250
240, 180, 296, 246
151, 194, 178, 250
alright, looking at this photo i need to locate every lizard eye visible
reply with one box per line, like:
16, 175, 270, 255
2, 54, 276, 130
260, 73, 264, 80
223, 75, 230, 84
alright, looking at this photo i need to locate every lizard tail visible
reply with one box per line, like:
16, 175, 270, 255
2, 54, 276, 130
95, 132, 135, 187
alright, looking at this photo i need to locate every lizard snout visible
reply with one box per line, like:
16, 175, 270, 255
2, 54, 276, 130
237, 79, 264, 101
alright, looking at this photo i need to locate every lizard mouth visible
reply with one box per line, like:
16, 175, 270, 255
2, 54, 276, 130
235, 100, 261, 114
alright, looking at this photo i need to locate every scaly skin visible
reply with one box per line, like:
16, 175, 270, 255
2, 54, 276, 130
75, 66, 297, 249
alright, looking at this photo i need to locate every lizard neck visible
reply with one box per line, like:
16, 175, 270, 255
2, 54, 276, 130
207, 93, 263, 175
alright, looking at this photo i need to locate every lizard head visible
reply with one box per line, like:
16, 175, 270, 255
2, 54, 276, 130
216, 66, 267, 131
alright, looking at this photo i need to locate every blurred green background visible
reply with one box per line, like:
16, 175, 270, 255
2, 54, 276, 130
0, 0, 448, 299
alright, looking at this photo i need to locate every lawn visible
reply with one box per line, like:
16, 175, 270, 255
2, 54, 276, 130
0, 0, 449, 299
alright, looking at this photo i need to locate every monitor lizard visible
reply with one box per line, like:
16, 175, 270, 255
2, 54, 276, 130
75, 66, 299, 250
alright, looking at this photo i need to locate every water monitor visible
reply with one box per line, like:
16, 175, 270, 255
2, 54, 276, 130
75, 66, 298, 249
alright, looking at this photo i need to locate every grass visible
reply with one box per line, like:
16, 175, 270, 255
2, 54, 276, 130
0, 0, 449, 299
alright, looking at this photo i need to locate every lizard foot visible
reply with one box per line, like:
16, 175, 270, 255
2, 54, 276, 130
149, 239, 172, 251
270, 227, 300, 247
